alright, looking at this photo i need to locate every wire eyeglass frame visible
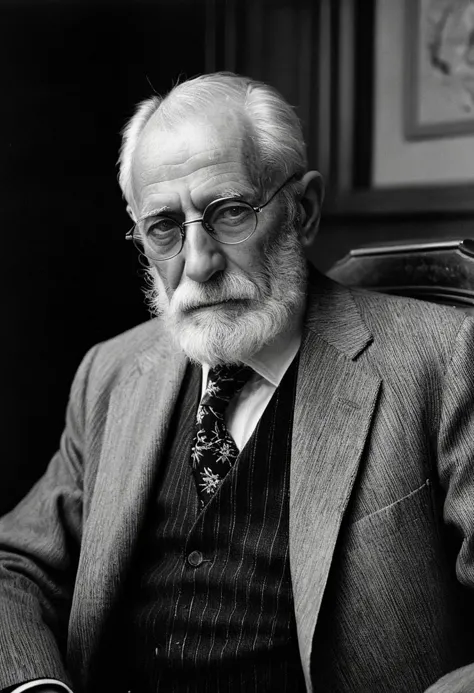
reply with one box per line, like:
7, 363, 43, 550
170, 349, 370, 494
125, 174, 298, 261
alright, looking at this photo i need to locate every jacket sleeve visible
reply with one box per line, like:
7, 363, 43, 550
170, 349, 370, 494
0, 346, 98, 691
438, 316, 474, 590
427, 316, 474, 692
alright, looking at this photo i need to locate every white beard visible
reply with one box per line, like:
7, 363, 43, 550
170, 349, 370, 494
144, 225, 308, 366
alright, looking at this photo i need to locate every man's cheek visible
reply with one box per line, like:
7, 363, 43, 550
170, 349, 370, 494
152, 265, 176, 299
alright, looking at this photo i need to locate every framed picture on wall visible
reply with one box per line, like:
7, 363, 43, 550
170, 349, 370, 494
322, 0, 474, 216
405, 0, 474, 140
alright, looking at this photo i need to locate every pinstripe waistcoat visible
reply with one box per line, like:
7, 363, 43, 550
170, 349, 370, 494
112, 357, 306, 692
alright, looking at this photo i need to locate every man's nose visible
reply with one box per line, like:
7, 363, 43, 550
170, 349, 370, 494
182, 221, 226, 283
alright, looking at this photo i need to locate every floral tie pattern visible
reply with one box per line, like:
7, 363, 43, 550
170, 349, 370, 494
190, 364, 253, 507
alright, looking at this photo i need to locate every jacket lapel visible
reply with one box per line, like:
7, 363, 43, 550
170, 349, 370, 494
68, 335, 188, 686
290, 272, 381, 692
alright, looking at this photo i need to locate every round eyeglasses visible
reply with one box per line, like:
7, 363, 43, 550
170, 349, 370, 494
125, 174, 297, 261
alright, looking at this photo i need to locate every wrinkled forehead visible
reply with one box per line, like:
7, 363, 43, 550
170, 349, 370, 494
130, 107, 258, 198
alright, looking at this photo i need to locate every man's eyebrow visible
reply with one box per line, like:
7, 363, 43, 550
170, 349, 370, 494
213, 188, 244, 199
140, 205, 173, 219
199, 187, 255, 206
141, 188, 254, 219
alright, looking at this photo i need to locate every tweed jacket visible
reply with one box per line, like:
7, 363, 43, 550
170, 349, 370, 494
1, 269, 474, 693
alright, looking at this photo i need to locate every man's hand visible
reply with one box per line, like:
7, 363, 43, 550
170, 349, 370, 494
425, 664, 474, 692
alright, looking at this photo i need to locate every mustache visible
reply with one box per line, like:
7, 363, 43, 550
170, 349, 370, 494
169, 271, 263, 313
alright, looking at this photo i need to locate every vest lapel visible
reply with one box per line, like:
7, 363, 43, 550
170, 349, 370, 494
290, 272, 381, 692
68, 339, 188, 688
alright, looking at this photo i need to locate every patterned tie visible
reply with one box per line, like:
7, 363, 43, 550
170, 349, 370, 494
190, 364, 253, 507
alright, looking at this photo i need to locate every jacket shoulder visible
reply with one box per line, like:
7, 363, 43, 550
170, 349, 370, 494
352, 286, 467, 330
95, 317, 165, 361
77, 317, 170, 394
350, 286, 471, 367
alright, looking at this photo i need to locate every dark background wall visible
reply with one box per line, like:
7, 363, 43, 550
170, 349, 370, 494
0, 0, 206, 515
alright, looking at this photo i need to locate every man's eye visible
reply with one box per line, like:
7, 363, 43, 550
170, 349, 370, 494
212, 203, 252, 226
147, 218, 179, 236
224, 205, 247, 218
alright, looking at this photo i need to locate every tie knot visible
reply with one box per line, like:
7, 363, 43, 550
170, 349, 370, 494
202, 364, 253, 410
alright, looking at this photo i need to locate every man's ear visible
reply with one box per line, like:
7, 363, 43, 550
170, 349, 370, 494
297, 171, 324, 249
126, 204, 137, 223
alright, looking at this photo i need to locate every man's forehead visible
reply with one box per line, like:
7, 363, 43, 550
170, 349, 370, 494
131, 111, 254, 200
135, 105, 250, 164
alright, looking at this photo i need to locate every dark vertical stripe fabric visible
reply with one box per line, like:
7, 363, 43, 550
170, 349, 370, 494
120, 356, 305, 692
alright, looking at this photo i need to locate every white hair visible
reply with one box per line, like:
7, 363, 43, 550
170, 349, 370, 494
117, 72, 308, 213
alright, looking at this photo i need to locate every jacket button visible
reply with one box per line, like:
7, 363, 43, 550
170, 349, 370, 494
187, 550, 204, 567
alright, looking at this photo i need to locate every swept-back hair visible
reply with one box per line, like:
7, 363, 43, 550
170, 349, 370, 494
118, 72, 307, 215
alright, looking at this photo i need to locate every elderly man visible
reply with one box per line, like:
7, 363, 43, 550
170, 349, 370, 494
1, 72, 474, 693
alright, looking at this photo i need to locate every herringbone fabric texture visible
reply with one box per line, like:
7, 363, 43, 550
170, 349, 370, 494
190, 364, 252, 506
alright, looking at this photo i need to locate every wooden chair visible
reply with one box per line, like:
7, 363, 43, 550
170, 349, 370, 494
327, 239, 474, 316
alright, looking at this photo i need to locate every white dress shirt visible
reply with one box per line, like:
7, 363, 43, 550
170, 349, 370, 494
201, 322, 302, 451
12, 316, 302, 693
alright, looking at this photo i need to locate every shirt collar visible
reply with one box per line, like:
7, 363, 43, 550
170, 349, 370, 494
244, 322, 302, 387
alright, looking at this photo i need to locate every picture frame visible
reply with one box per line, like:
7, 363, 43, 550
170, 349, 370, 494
404, 0, 474, 140
322, 0, 474, 217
